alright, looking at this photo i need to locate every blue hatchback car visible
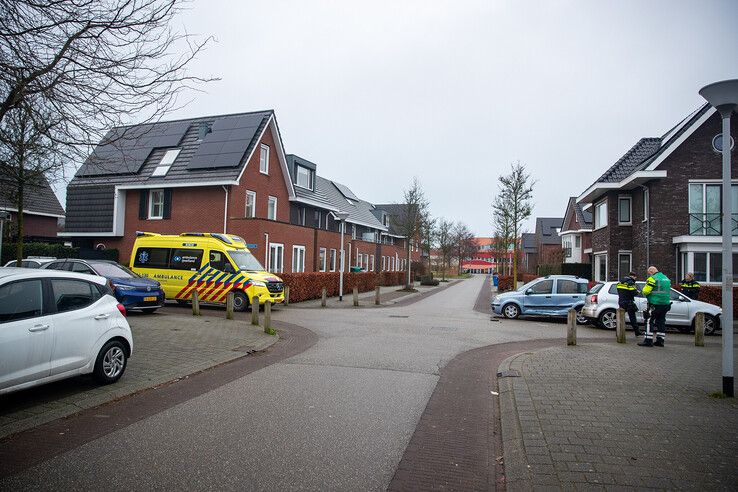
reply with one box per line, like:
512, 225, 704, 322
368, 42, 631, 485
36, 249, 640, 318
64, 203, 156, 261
43, 259, 165, 313
492, 275, 589, 322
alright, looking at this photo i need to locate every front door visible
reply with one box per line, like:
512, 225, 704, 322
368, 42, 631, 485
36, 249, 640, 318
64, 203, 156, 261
522, 279, 555, 314
0, 279, 53, 390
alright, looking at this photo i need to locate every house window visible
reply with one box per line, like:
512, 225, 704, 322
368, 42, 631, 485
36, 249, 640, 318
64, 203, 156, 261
151, 148, 181, 177
296, 165, 314, 190
594, 253, 608, 282
689, 183, 738, 236
267, 196, 277, 221
319, 248, 327, 272
382, 256, 386, 271
298, 207, 306, 226
268, 243, 284, 273
260, 144, 269, 174
315, 211, 322, 228
617, 252, 632, 279
292, 245, 305, 273
643, 187, 649, 222
329, 249, 336, 272
594, 200, 607, 229
574, 235, 581, 248
351, 224, 356, 239
370, 255, 374, 272
148, 189, 165, 219
618, 197, 631, 225
683, 251, 738, 283
245, 190, 256, 218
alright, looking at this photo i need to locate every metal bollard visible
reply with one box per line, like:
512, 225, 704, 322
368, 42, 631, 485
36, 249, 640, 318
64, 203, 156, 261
251, 295, 260, 326
375, 286, 381, 305
264, 301, 272, 334
192, 290, 200, 316
567, 309, 577, 346
226, 292, 234, 320
321, 287, 327, 308
694, 312, 705, 347
353, 286, 359, 307
284, 286, 290, 306
616, 308, 626, 344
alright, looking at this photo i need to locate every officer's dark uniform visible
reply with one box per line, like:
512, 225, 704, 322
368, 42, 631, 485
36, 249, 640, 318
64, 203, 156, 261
680, 278, 701, 300
616, 276, 641, 337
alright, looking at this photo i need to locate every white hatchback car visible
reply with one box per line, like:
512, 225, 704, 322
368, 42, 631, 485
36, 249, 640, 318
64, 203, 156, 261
580, 281, 722, 335
0, 268, 133, 395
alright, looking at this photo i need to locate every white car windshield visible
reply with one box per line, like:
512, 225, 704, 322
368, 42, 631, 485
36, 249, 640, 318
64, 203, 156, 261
228, 250, 264, 271
517, 280, 539, 292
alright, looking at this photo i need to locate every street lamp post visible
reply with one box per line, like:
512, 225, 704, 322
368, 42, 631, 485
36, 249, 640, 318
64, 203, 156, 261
336, 212, 350, 301
700, 79, 738, 397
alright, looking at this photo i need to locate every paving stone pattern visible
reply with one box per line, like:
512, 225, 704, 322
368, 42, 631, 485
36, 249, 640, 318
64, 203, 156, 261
0, 313, 276, 439
499, 342, 738, 490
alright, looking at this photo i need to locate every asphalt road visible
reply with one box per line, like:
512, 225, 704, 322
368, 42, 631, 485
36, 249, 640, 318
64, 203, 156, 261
3, 275, 615, 491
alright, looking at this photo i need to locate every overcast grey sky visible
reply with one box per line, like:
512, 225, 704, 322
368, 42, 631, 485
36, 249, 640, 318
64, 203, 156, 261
65, 0, 738, 235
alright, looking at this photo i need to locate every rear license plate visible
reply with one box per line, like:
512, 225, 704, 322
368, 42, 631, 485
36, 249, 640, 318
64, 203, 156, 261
144, 296, 157, 302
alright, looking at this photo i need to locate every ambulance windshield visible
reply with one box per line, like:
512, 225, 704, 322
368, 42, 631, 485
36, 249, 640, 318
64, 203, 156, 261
228, 250, 264, 271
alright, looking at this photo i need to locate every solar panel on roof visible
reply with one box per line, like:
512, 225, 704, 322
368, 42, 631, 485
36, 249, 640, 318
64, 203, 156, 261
332, 181, 359, 201
78, 121, 189, 176
187, 113, 267, 170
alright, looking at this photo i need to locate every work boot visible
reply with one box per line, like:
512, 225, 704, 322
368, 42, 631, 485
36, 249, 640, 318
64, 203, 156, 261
638, 338, 653, 347
633, 327, 642, 337
654, 338, 664, 347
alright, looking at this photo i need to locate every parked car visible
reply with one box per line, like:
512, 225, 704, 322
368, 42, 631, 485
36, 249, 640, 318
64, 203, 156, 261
4, 257, 56, 268
0, 268, 132, 395
43, 259, 164, 313
492, 275, 590, 322
580, 281, 722, 335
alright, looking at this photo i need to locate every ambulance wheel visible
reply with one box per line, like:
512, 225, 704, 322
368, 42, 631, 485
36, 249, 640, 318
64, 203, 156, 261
176, 299, 189, 306
233, 291, 249, 312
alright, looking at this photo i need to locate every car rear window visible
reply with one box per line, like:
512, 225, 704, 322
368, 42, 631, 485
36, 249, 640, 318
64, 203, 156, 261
51, 279, 102, 313
587, 283, 604, 294
609, 284, 618, 294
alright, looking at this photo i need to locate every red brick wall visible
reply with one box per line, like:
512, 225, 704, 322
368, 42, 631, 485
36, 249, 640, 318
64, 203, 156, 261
11, 212, 59, 238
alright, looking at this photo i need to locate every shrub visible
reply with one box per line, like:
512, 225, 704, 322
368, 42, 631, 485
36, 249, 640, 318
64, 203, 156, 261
538, 264, 562, 276
1, 242, 78, 265
279, 271, 408, 303
676, 285, 738, 317
561, 263, 591, 279
497, 275, 514, 292
420, 275, 439, 286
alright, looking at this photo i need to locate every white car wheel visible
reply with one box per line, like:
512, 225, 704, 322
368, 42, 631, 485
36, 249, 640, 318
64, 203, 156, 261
598, 309, 617, 330
503, 303, 520, 319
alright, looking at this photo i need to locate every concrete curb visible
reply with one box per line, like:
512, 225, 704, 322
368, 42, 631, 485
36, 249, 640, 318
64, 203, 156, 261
498, 352, 534, 491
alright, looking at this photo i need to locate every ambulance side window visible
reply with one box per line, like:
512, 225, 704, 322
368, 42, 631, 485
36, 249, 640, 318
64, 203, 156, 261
169, 249, 203, 271
134, 247, 170, 268
209, 250, 233, 273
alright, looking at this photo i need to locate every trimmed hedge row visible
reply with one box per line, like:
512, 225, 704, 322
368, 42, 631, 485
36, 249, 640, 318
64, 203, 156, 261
676, 285, 738, 317
279, 271, 411, 303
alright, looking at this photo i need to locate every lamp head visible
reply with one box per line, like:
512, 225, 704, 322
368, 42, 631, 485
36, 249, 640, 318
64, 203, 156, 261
699, 79, 738, 117
335, 211, 350, 221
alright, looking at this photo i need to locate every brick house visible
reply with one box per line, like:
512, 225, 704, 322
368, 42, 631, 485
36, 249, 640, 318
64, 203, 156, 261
558, 196, 592, 264
577, 103, 737, 284
0, 175, 65, 241
61, 110, 419, 272
532, 217, 564, 271
521, 233, 537, 272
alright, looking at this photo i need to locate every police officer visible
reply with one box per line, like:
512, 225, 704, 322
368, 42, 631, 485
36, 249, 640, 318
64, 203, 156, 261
639, 266, 671, 347
679, 273, 701, 300
616, 271, 641, 337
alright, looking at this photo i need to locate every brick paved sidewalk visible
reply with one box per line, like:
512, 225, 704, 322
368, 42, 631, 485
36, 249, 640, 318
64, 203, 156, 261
499, 339, 738, 490
0, 313, 277, 439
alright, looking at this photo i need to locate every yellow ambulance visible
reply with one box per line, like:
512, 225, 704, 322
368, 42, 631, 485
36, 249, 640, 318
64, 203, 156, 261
129, 232, 284, 310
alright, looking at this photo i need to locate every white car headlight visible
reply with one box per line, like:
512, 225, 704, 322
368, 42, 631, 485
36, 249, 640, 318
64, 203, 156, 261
251, 281, 266, 288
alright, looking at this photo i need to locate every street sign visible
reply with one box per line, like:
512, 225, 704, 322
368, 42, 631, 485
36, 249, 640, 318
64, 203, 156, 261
246, 243, 258, 249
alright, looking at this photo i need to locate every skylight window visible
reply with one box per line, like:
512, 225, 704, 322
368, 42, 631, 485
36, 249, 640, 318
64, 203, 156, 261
151, 148, 181, 177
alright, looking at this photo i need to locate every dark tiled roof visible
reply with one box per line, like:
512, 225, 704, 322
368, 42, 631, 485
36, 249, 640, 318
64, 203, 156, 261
0, 175, 65, 216
522, 232, 537, 252
536, 217, 563, 245
575, 201, 592, 226
595, 138, 662, 183
373, 203, 408, 236
316, 177, 386, 230
638, 103, 711, 171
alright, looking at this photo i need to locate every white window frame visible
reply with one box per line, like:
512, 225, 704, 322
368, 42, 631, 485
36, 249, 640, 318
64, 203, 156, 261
594, 200, 608, 230
642, 187, 649, 222
259, 144, 269, 174
329, 249, 336, 272
292, 245, 306, 273
617, 251, 632, 279
617, 196, 632, 226
245, 190, 256, 218
593, 252, 608, 282
268, 243, 284, 273
151, 148, 181, 177
148, 189, 165, 219
382, 256, 386, 271
267, 196, 277, 221
370, 255, 374, 272
319, 247, 327, 272
296, 165, 314, 190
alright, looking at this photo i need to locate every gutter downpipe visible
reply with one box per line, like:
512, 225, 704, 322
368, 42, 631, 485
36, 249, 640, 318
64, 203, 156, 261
641, 185, 650, 266
222, 185, 229, 234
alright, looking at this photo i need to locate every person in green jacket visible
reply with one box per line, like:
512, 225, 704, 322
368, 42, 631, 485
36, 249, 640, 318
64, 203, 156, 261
639, 266, 671, 347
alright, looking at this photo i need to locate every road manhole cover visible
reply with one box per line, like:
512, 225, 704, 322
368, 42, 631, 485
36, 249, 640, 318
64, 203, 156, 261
497, 370, 521, 378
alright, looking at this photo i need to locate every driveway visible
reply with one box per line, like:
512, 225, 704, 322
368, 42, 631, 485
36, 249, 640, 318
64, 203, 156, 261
2, 275, 617, 490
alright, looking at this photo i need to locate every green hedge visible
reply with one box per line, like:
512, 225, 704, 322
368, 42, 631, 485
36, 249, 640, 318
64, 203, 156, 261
1, 242, 120, 265
561, 263, 591, 279
279, 271, 411, 303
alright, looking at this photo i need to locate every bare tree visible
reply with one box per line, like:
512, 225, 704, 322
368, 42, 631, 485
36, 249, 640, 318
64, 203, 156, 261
395, 177, 429, 289
492, 162, 535, 284
0, 102, 61, 261
419, 215, 436, 275
492, 195, 515, 275
0, 0, 214, 157
436, 218, 454, 281
452, 222, 476, 275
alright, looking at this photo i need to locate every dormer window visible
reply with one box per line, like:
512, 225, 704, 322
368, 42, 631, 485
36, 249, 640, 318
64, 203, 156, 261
382, 213, 389, 227
296, 165, 314, 190
151, 148, 181, 177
